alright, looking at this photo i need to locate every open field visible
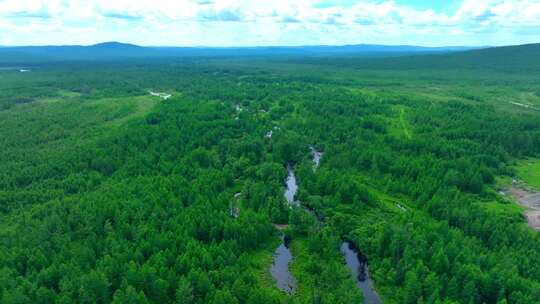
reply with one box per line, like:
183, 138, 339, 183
515, 159, 540, 190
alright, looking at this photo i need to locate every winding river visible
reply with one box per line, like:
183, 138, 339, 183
271, 147, 381, 301
341, 241, 382, 304
270, 163, 300, 293
270, 147, 329, 294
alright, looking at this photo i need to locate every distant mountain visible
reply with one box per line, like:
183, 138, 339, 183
153, 44, 481, 58
292, 43, 540, 72
391, 43, 540, 71
0, 42, 158, 62
296, 44, 478, 53
90, 41, 142, 49
0, 42, 484, 63
439, 43, 540, 68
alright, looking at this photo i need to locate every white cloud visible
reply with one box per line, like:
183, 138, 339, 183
0, 0, 539, 46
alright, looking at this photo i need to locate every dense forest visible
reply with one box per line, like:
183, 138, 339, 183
1, 44, 540, 303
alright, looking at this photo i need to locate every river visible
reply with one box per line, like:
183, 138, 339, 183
272, 149, 381, 301
270, 235, 296, 294
284, 164, 299, 206
270, 163, 299, 293
270, 147, 326, 294
341, 241, 382, 304
310, 146, 323, 169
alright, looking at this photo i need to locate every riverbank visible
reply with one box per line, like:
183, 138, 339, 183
288, 237, 363, 303
269, 150, 381, 303
251, 237, 292, 301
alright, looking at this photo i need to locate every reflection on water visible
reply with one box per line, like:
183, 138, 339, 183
284, 164, 298, 206
310, 146, 323, 169
341, 241, 382, 304
270, 235, 296, 294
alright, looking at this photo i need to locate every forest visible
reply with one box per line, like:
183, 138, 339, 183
1, 43, 540, 303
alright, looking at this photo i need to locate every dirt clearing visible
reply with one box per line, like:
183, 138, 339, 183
507, 186, 540, 229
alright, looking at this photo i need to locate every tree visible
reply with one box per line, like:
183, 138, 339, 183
111, 285, 149, 304
404, 270, 422, 304
176, 277, 194, 304
79, 270, 110, 304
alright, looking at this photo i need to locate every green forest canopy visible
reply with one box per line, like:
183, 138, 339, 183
1, 44, 540, 303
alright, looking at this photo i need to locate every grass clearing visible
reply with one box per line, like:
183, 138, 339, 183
387, 106, 412, 140
515, 158, 540, 190
399, 107, 412, 140
477, 200, 524, 217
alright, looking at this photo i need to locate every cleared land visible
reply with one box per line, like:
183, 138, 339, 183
507, 187, 540, 229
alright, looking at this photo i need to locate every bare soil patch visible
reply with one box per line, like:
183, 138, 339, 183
507, 186, 540, 229
274, 224, 289, 230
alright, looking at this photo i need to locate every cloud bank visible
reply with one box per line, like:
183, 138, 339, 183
0, 0, 539, 46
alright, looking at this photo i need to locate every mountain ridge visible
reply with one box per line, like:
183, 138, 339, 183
0, 41, 485, 62
292, 42, 540, 72
1, 41, 537, 64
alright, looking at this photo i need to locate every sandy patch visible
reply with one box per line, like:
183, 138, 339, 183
525, 211, 540, 229
507, 187, 540, 229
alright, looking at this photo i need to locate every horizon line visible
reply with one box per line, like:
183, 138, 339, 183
0, 41, 501, 49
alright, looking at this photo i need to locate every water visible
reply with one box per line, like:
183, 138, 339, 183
284, 164, 299, 206
310, 146, 323, 169
284, 146, 321, 206
341, 241, 382, 304
270, 236, 296, 294
270, 164, 300, 293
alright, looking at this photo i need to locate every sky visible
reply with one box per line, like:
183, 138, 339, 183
0, 0, 539, 47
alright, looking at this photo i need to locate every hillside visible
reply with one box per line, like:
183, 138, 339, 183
407, 43, 540, 71
294, 43, 540, 73
0, 42, 158, 61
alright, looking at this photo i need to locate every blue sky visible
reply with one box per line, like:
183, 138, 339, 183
0, 0, 539, 46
